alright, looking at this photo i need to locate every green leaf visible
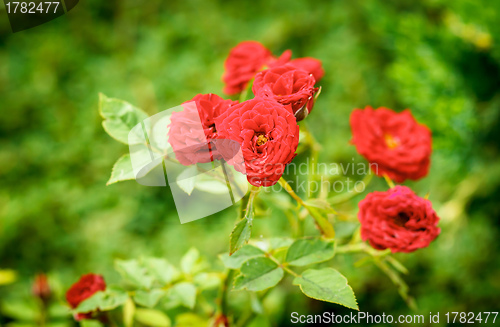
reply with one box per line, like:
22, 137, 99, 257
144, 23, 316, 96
99, 93, 149, 145
180, 248, 201, 274
269, 237, 294, 251
143, 258, 179, 285
292, 268, 358, 310
135, 308, 171, 327
234, 257, 284, 291
175, 313, 208, 327
107, 154, 135, 185
123, 298, 135, 327
285, 238, 335, 266
0, 298, 39, 321
176, 166, 198, 195
74, 291, 104, 313
219, 245, 265, 269
115, 259, 153, 289
99, 287, 129, 310
0, 269, 17, 285
193, 272, 221, 290
229, 218, 253, 255
80, 321, 104, 327
75, 288, 128, 313
169, 282, 197, 309
133, 289, 166, 308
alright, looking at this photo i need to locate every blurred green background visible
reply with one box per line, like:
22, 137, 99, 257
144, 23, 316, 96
1, 0, 500, 326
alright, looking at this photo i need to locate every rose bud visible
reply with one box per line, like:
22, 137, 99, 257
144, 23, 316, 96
358, 186, 440, 253
32, 273, 51, 303
215, 97, 299, 187
168, 93, 238, 165
66, 273, 106, 321
350, 106, 432, 183
252, 64, 318, 121
222, 41, 291, 95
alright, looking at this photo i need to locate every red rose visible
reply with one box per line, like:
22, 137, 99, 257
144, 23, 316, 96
350, 106, 432, 183
168, 93, 238, 165
252, 64, 318, 121
222, 41, 291, 95
358, 186, 440, 253
66, 274, 106, 321
215, 98, 299, 187
288, 57, 324, 82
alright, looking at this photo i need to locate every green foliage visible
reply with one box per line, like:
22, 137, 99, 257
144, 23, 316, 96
2, 0, 500, 326
293, 268, 358, 310
285, 238, 335, 266
233, 257, 284, 292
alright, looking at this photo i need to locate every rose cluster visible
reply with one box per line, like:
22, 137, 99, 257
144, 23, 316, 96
168, 41, 323, 187
350, 106, 440, 252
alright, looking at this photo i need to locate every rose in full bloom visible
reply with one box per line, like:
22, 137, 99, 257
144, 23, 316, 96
358, 186, 440, 253
350, 106, 432, 183
215, 97, 299, 187
288, 57, 324, 82
66, 273, 106, 321
252, 64, 318, 121
168, 93, 238, 165
222, 41, 291, 95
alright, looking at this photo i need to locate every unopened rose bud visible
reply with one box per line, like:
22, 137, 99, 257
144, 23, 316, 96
32, 274, 51, 302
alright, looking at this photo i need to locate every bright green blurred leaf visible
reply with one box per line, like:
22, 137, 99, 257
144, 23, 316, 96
107, 154, 135, 185
234, 257, 284, 291
169, 282, 197, 309
176, 166, 198, 195
293, 268, 358, 310
219, 245, 265, 269
99, 93, 149, 145
115, 259, 154, 289
99, 287, 129, 311
135, 308, 171, 327
0, 269, 17, 286
143, 258, 179, 285
133, 289, 166, 308
175, 313, 208, 327
79, 321, 104, 327
123, 298, 135, 327
0, 299, 39, 321
285, 238, 335, 266
180, 248, 201, 274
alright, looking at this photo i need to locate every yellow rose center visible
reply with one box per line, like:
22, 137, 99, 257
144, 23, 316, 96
384, 134, 400, 149
256, 134, 268, 146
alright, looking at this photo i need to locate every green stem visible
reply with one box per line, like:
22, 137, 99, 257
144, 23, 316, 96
383, 174, 395, 188
278, 177, 335, 238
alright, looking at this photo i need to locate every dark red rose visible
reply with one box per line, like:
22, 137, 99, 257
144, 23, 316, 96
215, 98, 299, 187
288, 57, 324, 82
32, 274, 51, 302
66, 274, 106, 321
222, 41, 291, 95
358, 186, 440, 253
168, 93, 238, 165
350, 106, 432, 183
252, 64, 318, 121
